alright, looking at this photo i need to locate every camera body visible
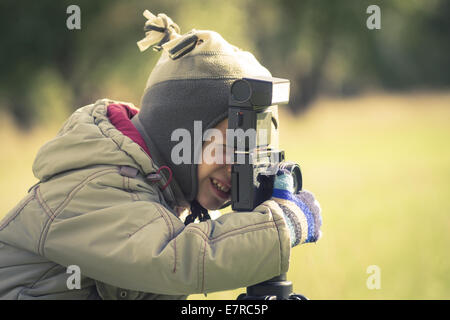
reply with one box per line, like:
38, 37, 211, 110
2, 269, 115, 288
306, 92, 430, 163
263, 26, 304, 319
228, 76, 302, 211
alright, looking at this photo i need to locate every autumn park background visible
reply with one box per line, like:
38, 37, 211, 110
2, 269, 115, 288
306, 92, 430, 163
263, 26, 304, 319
0, 0, 449, 299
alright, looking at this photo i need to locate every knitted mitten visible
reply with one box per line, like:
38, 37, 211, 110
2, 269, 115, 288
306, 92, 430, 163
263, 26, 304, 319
271, 170, 322, 247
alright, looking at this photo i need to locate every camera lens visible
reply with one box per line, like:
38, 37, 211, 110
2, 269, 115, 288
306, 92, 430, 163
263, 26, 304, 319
278, 162, 302, 193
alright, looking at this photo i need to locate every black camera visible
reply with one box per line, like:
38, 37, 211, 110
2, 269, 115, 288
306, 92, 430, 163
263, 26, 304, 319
228, 76, 302, 211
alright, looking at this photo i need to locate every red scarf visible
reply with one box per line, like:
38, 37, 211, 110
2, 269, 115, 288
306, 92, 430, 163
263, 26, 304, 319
106, 103, 151, 157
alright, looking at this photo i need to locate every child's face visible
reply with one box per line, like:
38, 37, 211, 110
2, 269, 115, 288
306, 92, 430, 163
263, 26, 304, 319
196, 118, 232, 210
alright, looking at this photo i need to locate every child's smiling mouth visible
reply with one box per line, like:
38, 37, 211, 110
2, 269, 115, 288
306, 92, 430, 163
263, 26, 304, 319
210, 177, 231, 200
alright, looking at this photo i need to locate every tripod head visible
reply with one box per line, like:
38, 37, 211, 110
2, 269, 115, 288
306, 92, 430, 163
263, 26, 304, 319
237, 274, 307, 300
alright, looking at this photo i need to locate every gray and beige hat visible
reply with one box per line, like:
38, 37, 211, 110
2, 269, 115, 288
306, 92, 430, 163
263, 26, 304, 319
132, 10, 273, 207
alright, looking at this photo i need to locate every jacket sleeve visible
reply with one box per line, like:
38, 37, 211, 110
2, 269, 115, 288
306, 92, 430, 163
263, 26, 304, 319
42, 199, 291, 295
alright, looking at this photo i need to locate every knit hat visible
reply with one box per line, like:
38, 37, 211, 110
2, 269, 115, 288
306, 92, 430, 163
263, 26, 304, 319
132, 10, 273, 207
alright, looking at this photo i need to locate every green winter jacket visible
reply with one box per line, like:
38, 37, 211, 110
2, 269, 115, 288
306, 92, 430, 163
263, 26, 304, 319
0, 99, 291, 300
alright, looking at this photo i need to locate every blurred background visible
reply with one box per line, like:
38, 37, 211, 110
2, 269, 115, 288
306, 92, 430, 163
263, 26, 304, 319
0, 0, 449, 299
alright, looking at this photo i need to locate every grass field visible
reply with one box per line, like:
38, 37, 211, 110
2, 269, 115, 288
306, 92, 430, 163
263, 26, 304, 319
1, 92, 449, 299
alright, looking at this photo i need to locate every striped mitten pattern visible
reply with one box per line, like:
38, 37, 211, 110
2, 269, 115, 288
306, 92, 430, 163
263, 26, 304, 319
271, 170, 322, 247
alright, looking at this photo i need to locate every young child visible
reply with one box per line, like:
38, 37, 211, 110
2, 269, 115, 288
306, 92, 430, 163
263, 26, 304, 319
0, 11, 322, 299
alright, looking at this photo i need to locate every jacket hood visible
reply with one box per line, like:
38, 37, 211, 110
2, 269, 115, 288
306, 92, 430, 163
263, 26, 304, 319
32, 99, 157, 182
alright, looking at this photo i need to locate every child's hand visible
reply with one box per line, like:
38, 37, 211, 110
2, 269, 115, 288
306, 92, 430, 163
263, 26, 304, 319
271, 170, 322, 247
